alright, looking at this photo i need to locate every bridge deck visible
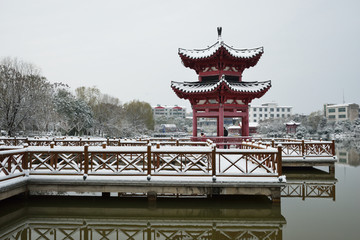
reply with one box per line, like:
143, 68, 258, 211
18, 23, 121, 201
1, 175, 283, 202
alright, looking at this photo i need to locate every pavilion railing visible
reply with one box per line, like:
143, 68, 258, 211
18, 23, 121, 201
0, 142, 282, 183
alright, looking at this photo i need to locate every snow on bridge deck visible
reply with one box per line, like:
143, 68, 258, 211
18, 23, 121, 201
0, 143, 284, 201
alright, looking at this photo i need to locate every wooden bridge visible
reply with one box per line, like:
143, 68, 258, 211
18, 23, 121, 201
0, 137, 336, 202
192, 136, 337, 173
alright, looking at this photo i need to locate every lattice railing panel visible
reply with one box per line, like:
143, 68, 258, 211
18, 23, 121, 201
305, 143, 333, 156
89, 152, 147, 174
0, 153, 24, 176
153, 153, 211, 174
217, 153, 277, 175
281, 143, 302, 156
56, 153, 83, 173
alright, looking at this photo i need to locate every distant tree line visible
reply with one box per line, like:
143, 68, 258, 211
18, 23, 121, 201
0, 57, 154, 137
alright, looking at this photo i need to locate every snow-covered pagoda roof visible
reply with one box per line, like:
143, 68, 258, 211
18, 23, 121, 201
179, 41, 263, 60
285, 120, 300, 126
178, 28, 264, 73
171, 75, 271, 100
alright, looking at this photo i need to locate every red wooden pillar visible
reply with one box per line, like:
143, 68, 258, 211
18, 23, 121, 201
241, 106, 249, 136
218, 104, 224, 136
192, 109, 198, 137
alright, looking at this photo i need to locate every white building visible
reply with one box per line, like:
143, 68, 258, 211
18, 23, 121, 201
152, 105, 186, 118
249, 103, 293, 123
324, 103, 359, 122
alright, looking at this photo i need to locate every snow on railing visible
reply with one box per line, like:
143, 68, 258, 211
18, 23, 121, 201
0, 136, 336, 158
0, 143, 282, 182
263, 139, 335, 158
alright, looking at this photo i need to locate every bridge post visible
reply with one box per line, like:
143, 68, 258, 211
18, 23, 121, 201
84, 144, 89, 175
212, 145, 216, 177
277, 144, 282, 176
147, 144, 152, 176
301, 139, 305, 157
22, 144, 29, 170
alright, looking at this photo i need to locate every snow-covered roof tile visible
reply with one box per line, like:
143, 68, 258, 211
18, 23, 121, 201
171, 76, 271, 94
179, 41, 263, 59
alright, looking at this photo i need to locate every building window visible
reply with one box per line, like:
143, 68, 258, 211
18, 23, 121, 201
254, 119, 257, 122
339, 108, 346, 112
276, 114, 280, 117
270, 108, 274, 112
253, 108, 257, 111
329, 115, 336, 119
276, 108, 280, 112
260, 114, 262, 117
282, 108, 285, 112
265, 114, 268, 117
254, 114, 257, 117
270, 114, 274, 118
339, 115, 346, 118
259, 108, 262, 112
287, 108, 290, 112
282, 114, 285, 117
264, 108, 268, 112
329, 109, 336, 113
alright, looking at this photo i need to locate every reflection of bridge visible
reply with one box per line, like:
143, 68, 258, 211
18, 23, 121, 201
0, 197, 286, 240
281, 167, 337, 201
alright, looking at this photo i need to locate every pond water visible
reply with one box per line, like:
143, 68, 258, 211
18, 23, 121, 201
0, 148, 359, 239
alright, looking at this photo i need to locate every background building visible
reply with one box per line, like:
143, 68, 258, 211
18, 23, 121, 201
152, 105, 186, 118
324, 103, 359, 122
249, 103, 293, 123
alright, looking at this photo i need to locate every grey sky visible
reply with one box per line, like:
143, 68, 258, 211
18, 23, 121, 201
1, 0, 359, 114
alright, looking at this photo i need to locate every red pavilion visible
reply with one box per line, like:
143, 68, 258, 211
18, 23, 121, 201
171, 28, 271, 137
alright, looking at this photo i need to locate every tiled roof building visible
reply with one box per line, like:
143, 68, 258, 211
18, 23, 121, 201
171, 27, 271, 137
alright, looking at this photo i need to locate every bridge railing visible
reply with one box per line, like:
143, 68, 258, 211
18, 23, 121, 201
0, 142, 282, 182
1, 136, 336, 159
0, 137, 208, 147
267, 139, 335, 158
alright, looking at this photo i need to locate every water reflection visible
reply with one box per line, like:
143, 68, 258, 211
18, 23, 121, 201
281, 167, 337, 201
0, 196, 286, 240
336, 147, 360, 166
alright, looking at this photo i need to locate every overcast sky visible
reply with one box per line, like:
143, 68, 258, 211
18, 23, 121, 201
1, 0, 359, 114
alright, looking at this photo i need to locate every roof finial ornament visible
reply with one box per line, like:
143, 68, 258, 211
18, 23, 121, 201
217, 27, 222, 41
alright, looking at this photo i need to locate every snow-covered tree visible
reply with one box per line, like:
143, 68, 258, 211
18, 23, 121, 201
257, 118, 287, 137
53, 88, 93, 135
0, 57, 53, 136
295, 126, 308, 139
